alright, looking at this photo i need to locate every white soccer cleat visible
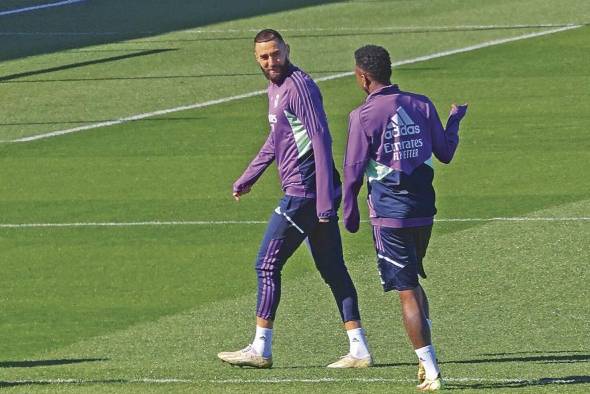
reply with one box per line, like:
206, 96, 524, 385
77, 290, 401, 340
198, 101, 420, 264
217, 344, 273, 368
326, 353, 373, 368
416, 374, 443, 391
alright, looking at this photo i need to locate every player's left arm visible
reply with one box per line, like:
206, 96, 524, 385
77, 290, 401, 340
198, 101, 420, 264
430, 101, 468, 164
290, 80, 336, 220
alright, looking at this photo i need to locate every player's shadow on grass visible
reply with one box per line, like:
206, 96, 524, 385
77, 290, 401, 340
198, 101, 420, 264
370, 361, 415, 368
0, 358, 107, 368
268, 364, 329, 369
448, 375, 590, 390
445, 352, 590, 365
373, 351, 590, 368
479, 350, 587, 356
277, 361, 416, 369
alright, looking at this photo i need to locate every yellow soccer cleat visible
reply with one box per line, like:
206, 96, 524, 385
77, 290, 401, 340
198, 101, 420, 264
416, 374, 443, 391
417, 361, 426, 383
217, 345, 273, 369
326, 353, 373, 368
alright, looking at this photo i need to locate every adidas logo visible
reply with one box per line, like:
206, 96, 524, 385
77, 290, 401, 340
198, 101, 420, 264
385, 106, 421, 138
352, 338, 360, 343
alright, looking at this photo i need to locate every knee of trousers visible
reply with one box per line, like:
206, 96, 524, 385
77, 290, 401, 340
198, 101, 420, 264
255, 258, 282, 277
255, 237, 286, 273
317, 266, 353, 287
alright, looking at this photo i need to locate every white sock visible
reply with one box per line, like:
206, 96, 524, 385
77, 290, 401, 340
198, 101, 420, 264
251, 326, 273, 358
347, 328, 370, 358
415, 345, 440, 380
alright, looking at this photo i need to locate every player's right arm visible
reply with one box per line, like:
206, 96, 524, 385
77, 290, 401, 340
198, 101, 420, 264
343, 109, 370, 233
233, 130, 275, 200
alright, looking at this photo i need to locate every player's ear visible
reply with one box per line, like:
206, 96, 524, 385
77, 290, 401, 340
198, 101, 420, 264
285, 43, 290, 58
361, 73, 370, 91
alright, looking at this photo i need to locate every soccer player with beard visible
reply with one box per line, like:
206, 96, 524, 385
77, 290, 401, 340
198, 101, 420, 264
343, 45, 468, 391
217, 29, 372, 369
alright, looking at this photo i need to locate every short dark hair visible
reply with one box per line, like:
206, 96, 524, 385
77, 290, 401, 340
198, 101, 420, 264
254, 29, 284, 44
354, 45, 392, 84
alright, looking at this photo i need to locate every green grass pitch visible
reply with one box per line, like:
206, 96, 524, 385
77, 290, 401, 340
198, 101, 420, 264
0, 1, 589, 392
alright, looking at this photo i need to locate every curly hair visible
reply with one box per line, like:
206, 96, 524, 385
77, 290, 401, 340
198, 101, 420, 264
354, 45, 392, 84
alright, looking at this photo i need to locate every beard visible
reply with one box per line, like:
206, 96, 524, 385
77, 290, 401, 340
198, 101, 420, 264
260, 61, 290, 83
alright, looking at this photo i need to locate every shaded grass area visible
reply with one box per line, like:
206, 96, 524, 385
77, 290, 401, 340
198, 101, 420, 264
0, 0, 342, 62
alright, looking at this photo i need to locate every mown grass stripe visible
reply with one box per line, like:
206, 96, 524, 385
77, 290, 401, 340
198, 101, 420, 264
10, 24, 581, 143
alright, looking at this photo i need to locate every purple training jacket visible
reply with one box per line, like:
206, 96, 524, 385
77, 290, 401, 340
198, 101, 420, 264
343, 84, 467, 232
234, 64, 341, 219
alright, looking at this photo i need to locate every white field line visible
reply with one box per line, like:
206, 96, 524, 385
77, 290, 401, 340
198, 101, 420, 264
0, 220, 267, 228
184, 23, 584, 34
315, 24, 581, 83
1, 376, 582, 385
11, 90, 264, 143
0, 217, 588, 229
435, 217, 590, 222
0, 23, 583, 35
0, 0, 85, 17
10, 24, 581, 143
